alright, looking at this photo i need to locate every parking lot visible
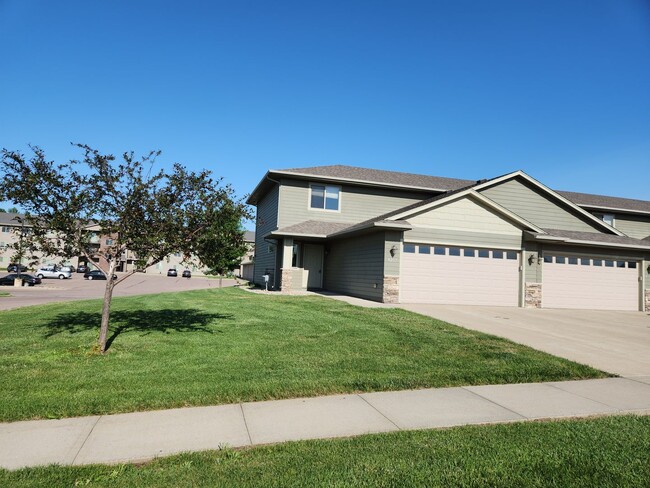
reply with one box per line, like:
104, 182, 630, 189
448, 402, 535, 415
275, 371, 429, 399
0, 273, 238, 311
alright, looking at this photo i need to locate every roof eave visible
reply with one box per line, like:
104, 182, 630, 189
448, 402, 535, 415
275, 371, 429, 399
527, 232, 650, 251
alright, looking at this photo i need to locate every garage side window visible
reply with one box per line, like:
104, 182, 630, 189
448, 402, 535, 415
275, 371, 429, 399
418, 245, 430, 254
403, 243, 415, 253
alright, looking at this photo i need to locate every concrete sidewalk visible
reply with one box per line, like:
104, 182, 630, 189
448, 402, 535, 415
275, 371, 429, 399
2, 377, 650, 470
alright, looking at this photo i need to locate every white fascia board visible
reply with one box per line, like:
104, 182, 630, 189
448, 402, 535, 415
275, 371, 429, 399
269, 231, 328, 239
474, 171, 627, 236
270, 170, 449, 193
576, 204, 650, 217
390, 189, 545, 233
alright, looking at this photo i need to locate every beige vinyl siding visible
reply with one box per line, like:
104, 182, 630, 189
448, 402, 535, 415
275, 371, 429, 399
324, 232, 385, 301
383, 231, 401, 276
523, 243, 543, 283
613, 214, 650, 239
278, 178, 431, 227
403, 197, 524, 250
480, 178, 606, 233
253, 184, 279, 286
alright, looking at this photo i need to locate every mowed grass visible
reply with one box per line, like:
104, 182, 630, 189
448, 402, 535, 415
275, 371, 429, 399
2, 415, 648, 487
0, 287, 606, 421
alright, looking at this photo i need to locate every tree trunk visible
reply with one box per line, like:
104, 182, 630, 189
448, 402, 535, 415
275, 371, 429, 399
219, 276, 223, 288
98, 260, 116, 353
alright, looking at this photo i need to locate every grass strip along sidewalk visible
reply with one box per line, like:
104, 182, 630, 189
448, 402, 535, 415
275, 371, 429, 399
2, 415, 648, 487
0, 287, 607, 422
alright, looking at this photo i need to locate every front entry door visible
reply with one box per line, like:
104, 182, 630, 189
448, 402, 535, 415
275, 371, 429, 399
303, 244, 324, 289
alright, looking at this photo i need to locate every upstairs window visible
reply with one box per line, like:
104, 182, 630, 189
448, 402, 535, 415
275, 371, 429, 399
310, 184, 340, 211
597, 213, 615, 226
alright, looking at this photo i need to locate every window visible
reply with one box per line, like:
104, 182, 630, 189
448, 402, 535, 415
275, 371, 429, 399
449, 247, 460, 256
292, 243, 302, 267
434, 246, 446, 255
310, 184, 340, 211
601, 214, 615, 226
493, 250, 503, 259
418, 245, 430, 254
604, 260, 614, 267
464, 248, 475, 257
616, 261, 625, 268
543, 255, 553, 263
506, 251, 517, 260
105, 239, 113, 246
568, 257, 578, 265
628, 261, 637, 269
593, 259, 602, 266
478, 249, 489, 258
556, 256, 566, 264
403, 243, 415, 253
580, 258, 590, 266
1, 226, 10, 233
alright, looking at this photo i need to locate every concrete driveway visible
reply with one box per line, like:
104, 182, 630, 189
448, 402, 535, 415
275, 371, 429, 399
399, 304, 650, 379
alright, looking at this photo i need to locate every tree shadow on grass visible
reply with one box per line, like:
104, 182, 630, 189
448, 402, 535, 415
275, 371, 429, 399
38, 309, 233, 351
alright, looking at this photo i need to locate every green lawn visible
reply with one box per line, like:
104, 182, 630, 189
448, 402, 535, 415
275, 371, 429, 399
2, 415, 648, 487
0, 287, 607, 421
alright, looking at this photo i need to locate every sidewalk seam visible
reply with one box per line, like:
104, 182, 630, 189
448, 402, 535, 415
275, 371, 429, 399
71, 415, 102, 465
460, 387, 529, 419
239, 403, 253, 446
357, 394, 402, 430
545, 382, 623, 411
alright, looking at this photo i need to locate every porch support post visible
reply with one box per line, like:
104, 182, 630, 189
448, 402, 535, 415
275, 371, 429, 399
280, 237, 294, 291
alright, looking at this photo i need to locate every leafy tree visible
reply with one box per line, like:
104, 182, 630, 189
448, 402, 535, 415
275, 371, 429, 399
0, 144, 252, 353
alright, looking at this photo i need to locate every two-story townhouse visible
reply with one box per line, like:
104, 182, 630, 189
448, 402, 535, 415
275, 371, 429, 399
247, 165, 650, 311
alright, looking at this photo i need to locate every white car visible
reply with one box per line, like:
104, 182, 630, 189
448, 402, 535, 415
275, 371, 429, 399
35, 266, 72, 280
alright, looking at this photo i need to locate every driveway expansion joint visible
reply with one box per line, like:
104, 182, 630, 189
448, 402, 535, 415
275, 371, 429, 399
239, 403, 253, 446
460, 386, 529, 419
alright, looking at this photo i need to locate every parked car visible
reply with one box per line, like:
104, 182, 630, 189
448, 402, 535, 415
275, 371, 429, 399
60, 265, 76, 273
35, 266, 72, 280
182, 269, 191, 278
0, 273, 41, 286
7, 263, 28, 273
167, 269, 178, 277
83, 269, 116, 280
76, 264, 89, 273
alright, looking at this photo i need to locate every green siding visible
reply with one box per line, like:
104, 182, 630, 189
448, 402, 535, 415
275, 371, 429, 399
323, 232, 385, 301
614, 214, 650, 239
383, 231, 401, 276
404, 227, 522, 250
480, 178, 606, 233
278, 178, 431, 227
253, 184, 279, 287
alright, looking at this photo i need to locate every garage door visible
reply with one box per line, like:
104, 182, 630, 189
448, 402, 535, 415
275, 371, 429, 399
543, 255, 639, 311
401, 244, 520, 306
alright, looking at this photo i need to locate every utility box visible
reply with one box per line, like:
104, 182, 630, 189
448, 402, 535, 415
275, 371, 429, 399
262, 274, 270, 291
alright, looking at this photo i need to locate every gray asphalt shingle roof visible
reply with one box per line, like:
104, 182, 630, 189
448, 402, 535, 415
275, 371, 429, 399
557, 191, 650, 214
538, 228, 650, 248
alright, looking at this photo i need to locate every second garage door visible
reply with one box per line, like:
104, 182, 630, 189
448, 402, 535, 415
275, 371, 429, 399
543, 255, 639, 311
401, 244, 520, 306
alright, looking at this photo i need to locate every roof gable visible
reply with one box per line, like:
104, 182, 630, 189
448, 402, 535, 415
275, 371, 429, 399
476, 172, 625, 236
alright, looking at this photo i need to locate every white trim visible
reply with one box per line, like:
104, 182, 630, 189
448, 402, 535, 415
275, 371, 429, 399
473, 171, 627, 236
531, 234, 650, 251
390, 189, 545, 233
272, 170, 454, 193
270, 231, 328, 239
402, 238, 522, 251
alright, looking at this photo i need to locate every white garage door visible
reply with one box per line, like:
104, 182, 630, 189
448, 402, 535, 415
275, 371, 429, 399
401, 244, 520, 306
543, 255, 639, 311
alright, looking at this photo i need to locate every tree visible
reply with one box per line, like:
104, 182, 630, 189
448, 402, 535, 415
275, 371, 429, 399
0, 144, 252, 353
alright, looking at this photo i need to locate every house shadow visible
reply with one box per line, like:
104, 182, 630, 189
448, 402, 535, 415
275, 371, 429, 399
39, 308, 233, 351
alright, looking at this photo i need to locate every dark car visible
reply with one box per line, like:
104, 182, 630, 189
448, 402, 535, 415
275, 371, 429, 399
7, 263, 28, 273
84, 270, 116, 280
182, 269, 191, 278
0, 273, 41, 286
77, 265, 89, 273
167, 269, 178, 277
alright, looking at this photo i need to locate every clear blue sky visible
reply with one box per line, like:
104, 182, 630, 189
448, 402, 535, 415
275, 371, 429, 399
1, 0, 649, 223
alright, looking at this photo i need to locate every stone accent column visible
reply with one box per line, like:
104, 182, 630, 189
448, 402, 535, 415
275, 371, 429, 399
280, 268, 293, 292
645, 289, 650, 313
382, 275, 399, 303
524, 282, 542, 308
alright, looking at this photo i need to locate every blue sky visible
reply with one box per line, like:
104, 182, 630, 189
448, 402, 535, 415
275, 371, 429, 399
1, 0, 649, 223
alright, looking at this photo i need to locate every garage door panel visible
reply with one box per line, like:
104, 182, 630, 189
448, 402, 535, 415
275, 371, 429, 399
543, 257, 639, 311
401, 247, 519, 306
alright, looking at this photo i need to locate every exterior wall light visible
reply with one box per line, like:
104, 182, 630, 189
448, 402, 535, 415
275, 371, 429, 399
389, 245, 398, 257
